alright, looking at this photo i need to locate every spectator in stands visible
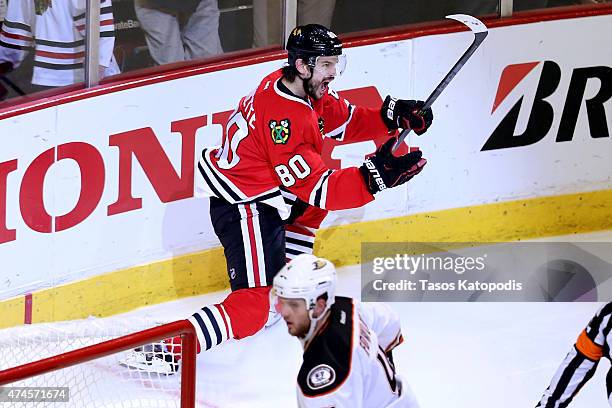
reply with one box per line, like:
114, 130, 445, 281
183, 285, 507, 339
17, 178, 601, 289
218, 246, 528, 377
0, 0, 119, 94
133, 0, 223, 65
253, 0, 335, 47
0, 0, 7, 22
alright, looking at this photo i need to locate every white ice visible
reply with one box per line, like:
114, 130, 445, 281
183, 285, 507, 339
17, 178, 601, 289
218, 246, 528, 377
117, 230, 611, 408
8, 230, 611, 408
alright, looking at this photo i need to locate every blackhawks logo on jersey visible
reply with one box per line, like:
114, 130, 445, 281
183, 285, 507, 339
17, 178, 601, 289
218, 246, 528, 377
269, 119, 291, 145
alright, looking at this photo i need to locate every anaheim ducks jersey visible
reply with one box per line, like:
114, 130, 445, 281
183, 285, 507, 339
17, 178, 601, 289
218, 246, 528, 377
197, 70, 390, 218
0, 0, 119, 86
536, 302, 612, 407
297, 297, 419, 408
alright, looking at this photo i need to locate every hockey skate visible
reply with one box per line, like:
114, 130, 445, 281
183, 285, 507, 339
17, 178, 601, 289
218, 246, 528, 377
119, 342, 180, 375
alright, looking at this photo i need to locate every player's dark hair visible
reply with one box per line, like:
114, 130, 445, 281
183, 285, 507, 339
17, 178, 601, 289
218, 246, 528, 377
317, 293, 329, 302
281, 64, 299, 82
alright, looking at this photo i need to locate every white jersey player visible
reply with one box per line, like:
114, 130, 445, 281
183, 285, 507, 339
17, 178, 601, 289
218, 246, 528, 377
272, 254, 419, 408
536, 302, 612, 407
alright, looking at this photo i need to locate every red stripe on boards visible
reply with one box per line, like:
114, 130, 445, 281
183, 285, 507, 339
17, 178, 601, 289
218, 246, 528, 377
24, 293, 33, 324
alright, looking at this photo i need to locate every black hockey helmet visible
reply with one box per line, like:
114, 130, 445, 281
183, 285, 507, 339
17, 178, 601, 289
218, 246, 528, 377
286, 24, 343, 68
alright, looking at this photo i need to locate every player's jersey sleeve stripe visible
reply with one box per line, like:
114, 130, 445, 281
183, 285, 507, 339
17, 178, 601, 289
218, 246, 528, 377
199, 150, 243, 202
576, 329, 603, 361
324, 103, 354, 141
309, 170, 333, 209
199, 158, 235, 202
188, 305, 233, 351
536, 346, 598, 408
197, 161, 224, 198
189, 311, 213, 350
319, 173, 330, 209
286, 230, 315, 243
203, 306, 224, 346
217, 304, 234, 339
286, 229, 315, 260
286, 247, 303, 256
286, 242, 313, 256
286, 236, 314, 249
204, 150, 251, 201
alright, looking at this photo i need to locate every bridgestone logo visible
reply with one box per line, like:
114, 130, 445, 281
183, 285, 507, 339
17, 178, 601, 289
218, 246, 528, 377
365, 160, 386, 191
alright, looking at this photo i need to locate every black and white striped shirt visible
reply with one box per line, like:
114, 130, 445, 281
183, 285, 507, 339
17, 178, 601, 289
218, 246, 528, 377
536, 302, 612, 408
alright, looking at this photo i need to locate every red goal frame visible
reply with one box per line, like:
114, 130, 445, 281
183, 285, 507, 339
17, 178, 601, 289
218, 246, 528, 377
0, 319, 197, 408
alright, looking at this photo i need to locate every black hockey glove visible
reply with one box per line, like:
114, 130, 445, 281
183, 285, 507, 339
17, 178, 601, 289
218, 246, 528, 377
359, 137, 427, 194
381, 95, 433, 135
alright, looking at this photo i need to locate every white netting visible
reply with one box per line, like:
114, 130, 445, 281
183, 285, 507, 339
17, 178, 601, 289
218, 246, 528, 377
0, 317, 184, 408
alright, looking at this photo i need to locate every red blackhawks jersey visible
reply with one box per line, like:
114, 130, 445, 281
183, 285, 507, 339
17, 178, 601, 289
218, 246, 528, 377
198, 69, 390, 218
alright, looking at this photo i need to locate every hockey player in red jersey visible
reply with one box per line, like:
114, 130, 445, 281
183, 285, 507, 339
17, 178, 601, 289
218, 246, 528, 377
272, 254, 420, 407
185, 24, 432, 355
122, 24, 433, 372
536, 302, 612, 407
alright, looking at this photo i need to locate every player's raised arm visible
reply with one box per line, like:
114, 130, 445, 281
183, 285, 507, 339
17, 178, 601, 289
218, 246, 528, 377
316, 91, 434, 144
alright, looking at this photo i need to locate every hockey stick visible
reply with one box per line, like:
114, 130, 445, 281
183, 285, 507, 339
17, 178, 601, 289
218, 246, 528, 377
392, 14, 488, 152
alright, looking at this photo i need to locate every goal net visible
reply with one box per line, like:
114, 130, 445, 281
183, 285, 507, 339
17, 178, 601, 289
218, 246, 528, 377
0, 317, 197, 408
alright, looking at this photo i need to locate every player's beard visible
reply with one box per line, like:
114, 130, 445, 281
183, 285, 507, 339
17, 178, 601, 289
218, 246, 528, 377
286, 318, 311, 338
303, 75, 333, 100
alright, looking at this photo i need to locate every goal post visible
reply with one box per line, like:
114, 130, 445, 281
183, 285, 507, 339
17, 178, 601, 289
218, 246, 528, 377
0, 319, 197, 408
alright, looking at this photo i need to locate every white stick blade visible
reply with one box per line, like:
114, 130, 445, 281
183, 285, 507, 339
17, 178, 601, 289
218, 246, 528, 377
445, 14, 488, 33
